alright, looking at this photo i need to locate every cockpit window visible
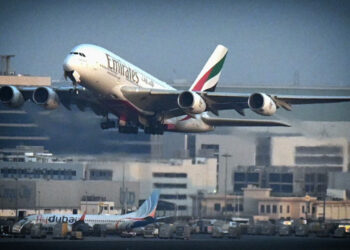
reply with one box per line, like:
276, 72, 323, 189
69, 52, 86, 57
18, 218, 28, 226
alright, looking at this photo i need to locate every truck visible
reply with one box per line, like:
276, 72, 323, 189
295, 224, 309, 237
212, 220, 230, 238
52, 222, 69, 239
70, 230, 83, 240
228, 226, 241, 239
174, 224, 191, 240
279, 225, 291, 236
159, 223, 175, 239
143, 224, 158, 238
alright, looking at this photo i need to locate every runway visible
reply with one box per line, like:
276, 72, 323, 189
1, 235, 350, 250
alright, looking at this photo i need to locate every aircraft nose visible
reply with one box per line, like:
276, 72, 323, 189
63, 56, 74, 72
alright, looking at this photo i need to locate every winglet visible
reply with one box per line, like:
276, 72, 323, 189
190, 45, 228, 92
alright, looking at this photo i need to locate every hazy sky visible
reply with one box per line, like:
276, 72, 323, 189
0, 0, 349, 86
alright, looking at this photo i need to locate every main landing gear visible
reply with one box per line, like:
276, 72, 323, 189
100, 120, 116, 130
119, 126, 138, 134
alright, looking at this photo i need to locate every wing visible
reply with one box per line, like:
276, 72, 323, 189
203, 92, 350, 113
201, 116, 290, 127
7, 86, 109, 116
121, 86, 350, 118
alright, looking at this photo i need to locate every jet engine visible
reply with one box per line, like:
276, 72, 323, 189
177, 91, 206, 114
0, 85, 24, 107
32, 87, 59, 110
248, 93, 277, 116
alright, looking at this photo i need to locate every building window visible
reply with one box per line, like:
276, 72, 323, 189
153, 183, 187, 189
305, 173, 315, 182
247, 173, 259, 182
234, 183, 246, 193
214, 203, 221, 211
226, 204, 233, 211
296, 146, 342, 155
270, 184, 280, 192
272, 205, 277, 214
234, 173, 245, 181
317, 174, 327, 182
89, 170, 112, 180
269, 173, 280, 182
281, 174, 293, 183
287, 205, 290, 213
295, 156, 343, 165
280, 205, 283, 213
153, 172, 187, 178
302, 205, 305, 213
260, 205, 265, 213
178, 205, 187, 211
159, 194, 187, 200
266, 205, 271, 213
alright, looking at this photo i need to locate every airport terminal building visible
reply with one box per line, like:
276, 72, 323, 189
0, 148, 217, 217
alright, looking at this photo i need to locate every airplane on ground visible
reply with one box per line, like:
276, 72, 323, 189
12, 190, 160, 234
1, 44, 350, 134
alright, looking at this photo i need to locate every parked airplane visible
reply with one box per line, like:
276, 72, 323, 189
1, 44, 350, 134
12, 190, 160, 234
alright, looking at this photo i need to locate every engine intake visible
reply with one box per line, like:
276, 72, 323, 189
33, 87, 59, 110
248, 93, 277, 116
177, 91, 206, 114
0, 86, 24, 107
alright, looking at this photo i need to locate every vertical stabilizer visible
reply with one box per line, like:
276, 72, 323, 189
190, 45, 228, 92
135, 190, 160, 219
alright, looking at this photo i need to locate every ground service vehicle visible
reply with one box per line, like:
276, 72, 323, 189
159, 223, 175, 239
175, 224, 191, 240
52, 223, 69, 239
30, 224, 47, 239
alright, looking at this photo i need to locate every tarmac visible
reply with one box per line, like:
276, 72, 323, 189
1, 234, 350, 250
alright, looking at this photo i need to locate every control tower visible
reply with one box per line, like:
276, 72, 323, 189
0, 55, 15, 75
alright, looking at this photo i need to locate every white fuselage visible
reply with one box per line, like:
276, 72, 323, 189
62, 44, 213, 132
12, 212, 147, 233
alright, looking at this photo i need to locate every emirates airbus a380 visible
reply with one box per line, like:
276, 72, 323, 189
1, 44, 350, 134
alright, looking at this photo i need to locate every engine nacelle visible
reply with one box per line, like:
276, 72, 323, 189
177, 91, 206, 114
32, 87, 59, 110
248, 93, 277, 116
0, 85, 24, 108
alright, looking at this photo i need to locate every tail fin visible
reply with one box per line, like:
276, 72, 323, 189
190, 44, 228, 92
135, 190, 160, 219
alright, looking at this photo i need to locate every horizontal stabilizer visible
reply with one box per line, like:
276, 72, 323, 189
202, 116, 290, 127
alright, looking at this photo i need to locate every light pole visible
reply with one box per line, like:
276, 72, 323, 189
37, 191, 40, 214
85, 191, 88, 213
14, 177, 18, 220
222, 153, 231, 218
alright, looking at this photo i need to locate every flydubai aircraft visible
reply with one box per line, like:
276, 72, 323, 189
1, 44, 350, 134
12, 190, 159, 234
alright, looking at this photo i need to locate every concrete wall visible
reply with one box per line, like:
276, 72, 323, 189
271, 137, 348, 171
195, 134, 256, 195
